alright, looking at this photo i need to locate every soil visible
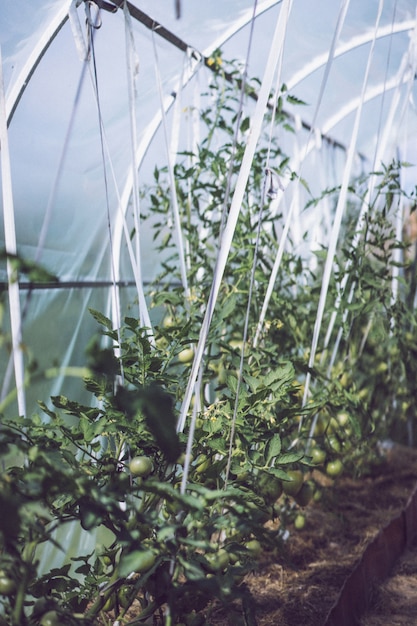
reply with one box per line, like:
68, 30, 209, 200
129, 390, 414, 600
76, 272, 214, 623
360, 544, 417, 626
97, 442, 417, 626
208, 442, 417, 626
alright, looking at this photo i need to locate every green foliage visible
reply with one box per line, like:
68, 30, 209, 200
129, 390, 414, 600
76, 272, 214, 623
0, 57, 416, 626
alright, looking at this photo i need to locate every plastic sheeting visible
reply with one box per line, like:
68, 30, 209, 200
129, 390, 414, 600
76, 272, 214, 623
0, 0, 417, 417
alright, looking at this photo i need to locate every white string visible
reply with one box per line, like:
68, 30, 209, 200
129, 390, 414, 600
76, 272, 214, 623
69, 3, 154, 340
323, 4, 417, 374
253, 0, 351, 347
303, 0, 384, 424
177, 0, 294, 434
152, 31, 190, 299
179, 1, 264, 491
122, 3, 155, 334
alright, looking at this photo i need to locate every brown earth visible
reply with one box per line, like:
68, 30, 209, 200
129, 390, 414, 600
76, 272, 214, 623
360, 543, 417, 626
208, 442, 417, 626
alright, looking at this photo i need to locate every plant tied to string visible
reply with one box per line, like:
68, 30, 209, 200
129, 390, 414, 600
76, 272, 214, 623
1, 51, 416, 626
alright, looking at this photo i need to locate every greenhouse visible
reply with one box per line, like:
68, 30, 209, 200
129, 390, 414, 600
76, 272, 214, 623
1, 0, 417, 624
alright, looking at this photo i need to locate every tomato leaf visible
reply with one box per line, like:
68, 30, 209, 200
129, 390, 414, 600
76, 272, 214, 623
266, 434, 282, 463
88, 308, 113, 330
115, 385, 181, 463
275, 451, 304, 465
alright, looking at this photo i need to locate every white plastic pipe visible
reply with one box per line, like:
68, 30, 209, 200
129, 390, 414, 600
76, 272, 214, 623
0, 46, 26, 417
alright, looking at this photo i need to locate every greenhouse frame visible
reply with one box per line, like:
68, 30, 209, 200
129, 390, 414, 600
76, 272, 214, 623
1, 1, 417, 625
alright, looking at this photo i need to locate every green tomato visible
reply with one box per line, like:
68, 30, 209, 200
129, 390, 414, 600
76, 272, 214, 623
245, 539, 262, 557
162, 315, 175, 328
129, 456, 153, 478
340, 372, 351, 388
326, 459, 344, 477
294, 481, 315, 507
118, 585, 134, 609
178, 348, 194, 364
226, 548, 240, 565
155, 336, 169, 350
177, 451, 193, 465
204, 548, 230, 573
257, 472, 283, 503
327, 435, 342, 453
313, 488, 323, 502
282, 470, 304, 496
132, 549, 157, 574
195, 454, 210, 474
0, 574, 16, 596
40, 611, 61, 626
294, 513, 306, 530
314, 416, 329, 435
336, 412, 349, 427
328, 417, 340, 433
310, 447, 326, 465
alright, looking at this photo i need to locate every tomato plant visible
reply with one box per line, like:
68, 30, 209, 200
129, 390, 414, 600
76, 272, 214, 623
0, 52, 415, 626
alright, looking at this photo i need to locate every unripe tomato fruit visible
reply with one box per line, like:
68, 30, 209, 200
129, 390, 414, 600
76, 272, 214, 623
129, 456, 153, 477
326, 459, 344, 477
0, 574, 16, 596
282, 470, 303, 496
162, 315, 175, 328
327, 435, 341, 453
294, 481, 315, 507
245, 539, 262, 557
118, 585, 133, 609
328, 417, 340, 433
177, 452, 193, 465
337, 411, 349, 427
313, 488, 323, 502
178, 348, 194, 364
294, 513, 306, 530
258, 472, 283, 503
310, 447, 326, 465
40, 611, 60, 626
204, 548, 230, 573
132, 549, 157, 573
195, 454, 210, 474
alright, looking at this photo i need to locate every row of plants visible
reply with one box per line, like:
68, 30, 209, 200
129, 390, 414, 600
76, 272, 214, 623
0, 57, 416, 625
